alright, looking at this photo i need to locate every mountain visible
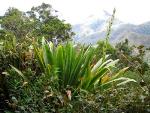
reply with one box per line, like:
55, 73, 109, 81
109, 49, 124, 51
72, 11, 150, 47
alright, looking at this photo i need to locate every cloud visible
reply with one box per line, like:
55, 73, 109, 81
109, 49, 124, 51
0, 0, 150, 24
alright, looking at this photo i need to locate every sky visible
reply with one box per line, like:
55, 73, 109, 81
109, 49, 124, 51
0, 0, 150, 25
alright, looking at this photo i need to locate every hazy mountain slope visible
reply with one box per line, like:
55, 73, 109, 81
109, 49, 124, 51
113, 31, 150, 47
72, 11, 150, 47
73, 10, 123, 44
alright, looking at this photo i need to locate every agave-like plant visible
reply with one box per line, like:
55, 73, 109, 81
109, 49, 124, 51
34, 38, 136, 91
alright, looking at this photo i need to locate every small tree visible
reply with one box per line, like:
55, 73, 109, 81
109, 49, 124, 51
0, 3, 74, 41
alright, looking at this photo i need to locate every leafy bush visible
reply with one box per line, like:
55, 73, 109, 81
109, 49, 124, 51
34, 38, 136, 92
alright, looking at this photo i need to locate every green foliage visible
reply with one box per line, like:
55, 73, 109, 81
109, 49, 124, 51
1, 38, 137, 112
0, 7, 149, 113
95, 40, 117, 60
0, 8, 34, 39
0, 37, 34, 72
3, 67, 150, 112
34, 38, 136, 92
5, 67, 59, 112
116, 39, 133, 56
0, 29, 15, 41
0, 3, 74, 41
115, 39, 150, 90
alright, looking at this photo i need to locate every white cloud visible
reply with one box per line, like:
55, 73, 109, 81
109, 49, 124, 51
0, 0, 150, 25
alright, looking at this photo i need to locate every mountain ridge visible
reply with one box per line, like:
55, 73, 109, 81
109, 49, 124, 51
72, 11, 150, 47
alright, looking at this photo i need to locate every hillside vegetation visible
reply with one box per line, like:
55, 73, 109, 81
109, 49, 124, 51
0, 3, 150, 113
